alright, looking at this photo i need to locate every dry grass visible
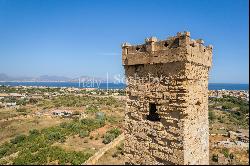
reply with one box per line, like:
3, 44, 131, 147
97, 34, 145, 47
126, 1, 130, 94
53, 124, 112, 153
96, 141, 125, 165
0, 115, 65, 145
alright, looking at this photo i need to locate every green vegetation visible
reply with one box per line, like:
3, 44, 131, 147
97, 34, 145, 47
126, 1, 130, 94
13, 146, 92, 165
212, 154, 218, 162
102, 128, 121, 144
0, 110, 20, 120
0, 118, 106, 165
0, 86, 125, 164
208, 110, 216, 121
1, 97, 17, 103
10, 134, 27, 144
210, 95, 248, 111
221, 148, 229, 158
79, 130, 89, 138
37, 95, 123, 109
16, 98, 29, 106
16, 107, 28, 113
86, 105, 99, 114
0, 86, 62, 94
209, 96, 249, 128
29, 129, 40, 135
1, 97, 37, 106
15, 107, 32, 116
112, 142, 124, 158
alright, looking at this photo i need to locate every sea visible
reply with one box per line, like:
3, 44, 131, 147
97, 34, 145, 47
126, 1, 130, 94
0, 82, 248, 90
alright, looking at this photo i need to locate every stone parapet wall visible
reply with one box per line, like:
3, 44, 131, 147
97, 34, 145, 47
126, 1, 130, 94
122, 32, 212, 67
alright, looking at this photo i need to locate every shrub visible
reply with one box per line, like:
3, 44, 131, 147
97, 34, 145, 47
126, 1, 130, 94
106, 115, 122, 124
16, 108, 28, 113
13, 150, 34, 165
0, 142, 17, 158
212, 154, 218, 162
80, 119, 105, 131
47, 132, 65, 142
59, 137, 66, 143
0, 143, 12, 158
17, 99, 28, 106
222, 104, 231, 110
218, 116, 225, 123
221, 148, 229, 158
10, 134, 27, 144
103, 133, 116, 144
95, 112, 105, 120
28, 98, 37, 104
85, 105, 99, 114
229, 153, 234, 159
112, 142, 124, 157
0, 159, 8, 165
29, 129, 40, 135
240, 105, 249, 114
73, 111, 81, 115
60, 122, 68, 128
107, 128, 121, 137
102, 128, 121, 144
79, 130, 89, 138
117, 142, 124, 152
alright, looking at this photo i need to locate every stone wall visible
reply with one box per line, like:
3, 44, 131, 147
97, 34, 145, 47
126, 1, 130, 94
122, 32, 212, 165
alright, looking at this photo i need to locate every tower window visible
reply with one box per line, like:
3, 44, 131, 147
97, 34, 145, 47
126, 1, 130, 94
147, 103, 160, 121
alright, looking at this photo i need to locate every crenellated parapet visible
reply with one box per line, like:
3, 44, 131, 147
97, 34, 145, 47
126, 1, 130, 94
122, 31, 213, 67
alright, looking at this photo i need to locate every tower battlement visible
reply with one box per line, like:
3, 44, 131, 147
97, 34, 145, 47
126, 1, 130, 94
122, 31, 213, 67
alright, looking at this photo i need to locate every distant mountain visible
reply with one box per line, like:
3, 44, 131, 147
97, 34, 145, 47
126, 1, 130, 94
70, 75, 108, 83
36, 75, 71, 82
14, 76, 34, 81
0, 73, 71, 82
0, 73, 111, 82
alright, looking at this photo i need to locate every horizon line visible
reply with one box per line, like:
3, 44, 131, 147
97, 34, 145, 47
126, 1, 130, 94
0, 81, 249, 85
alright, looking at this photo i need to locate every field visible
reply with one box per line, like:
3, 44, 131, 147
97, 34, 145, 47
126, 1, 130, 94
0, 86, 249, 165
0, 90, 125, 165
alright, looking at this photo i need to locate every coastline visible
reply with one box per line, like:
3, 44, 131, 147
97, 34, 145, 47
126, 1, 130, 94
0, 82, 249, 90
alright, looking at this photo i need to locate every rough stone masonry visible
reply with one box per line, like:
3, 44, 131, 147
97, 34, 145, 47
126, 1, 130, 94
122, 31, 213, 165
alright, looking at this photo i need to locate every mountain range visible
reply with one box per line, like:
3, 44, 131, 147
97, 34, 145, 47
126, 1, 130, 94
0, 73, 109, 82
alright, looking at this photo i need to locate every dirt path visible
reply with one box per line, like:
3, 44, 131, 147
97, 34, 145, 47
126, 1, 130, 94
83, 133, 124, 165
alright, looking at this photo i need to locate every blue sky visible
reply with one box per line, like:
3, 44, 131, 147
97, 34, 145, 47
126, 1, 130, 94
0, 0, 249, 83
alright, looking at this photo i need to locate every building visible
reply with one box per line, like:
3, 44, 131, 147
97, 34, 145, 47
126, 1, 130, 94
122, 31, 213, 165
52, 110, 72, 117
0, 93, 9, 100
5, 102, 17, 108
9, 93, 25, 98
229, 130, 249, 143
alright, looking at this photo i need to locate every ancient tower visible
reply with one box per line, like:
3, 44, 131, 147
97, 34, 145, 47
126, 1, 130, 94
122, 31, 213, 165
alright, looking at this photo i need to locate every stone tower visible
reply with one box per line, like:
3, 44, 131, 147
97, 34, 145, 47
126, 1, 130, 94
122, 32, 213, 165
